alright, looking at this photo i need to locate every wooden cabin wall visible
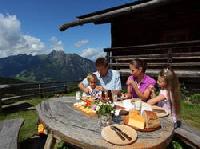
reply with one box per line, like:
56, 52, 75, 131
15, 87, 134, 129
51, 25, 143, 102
111, 0, 200, 48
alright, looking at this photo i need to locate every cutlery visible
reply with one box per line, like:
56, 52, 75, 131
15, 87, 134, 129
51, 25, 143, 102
111, 126, 132, 141
110, 126, 125, 141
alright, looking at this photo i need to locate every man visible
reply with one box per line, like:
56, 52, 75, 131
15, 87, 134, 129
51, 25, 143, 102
79, 57, 122, 94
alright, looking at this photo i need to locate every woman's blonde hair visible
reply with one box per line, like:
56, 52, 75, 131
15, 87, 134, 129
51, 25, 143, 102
159, 67, 181, 120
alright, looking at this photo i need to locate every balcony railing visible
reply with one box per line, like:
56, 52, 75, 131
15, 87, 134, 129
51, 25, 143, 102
104, 40, 200, 78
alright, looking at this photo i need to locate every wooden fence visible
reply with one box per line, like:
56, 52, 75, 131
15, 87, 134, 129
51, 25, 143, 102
104, 40, 200, 92
0, 82, 68, 103
105, 40, 200, 77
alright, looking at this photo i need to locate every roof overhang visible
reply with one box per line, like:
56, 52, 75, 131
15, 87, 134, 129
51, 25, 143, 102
59, 0, 178, 31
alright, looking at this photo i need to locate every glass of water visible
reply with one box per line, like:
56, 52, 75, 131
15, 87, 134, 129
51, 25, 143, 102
75, 91, 81, 101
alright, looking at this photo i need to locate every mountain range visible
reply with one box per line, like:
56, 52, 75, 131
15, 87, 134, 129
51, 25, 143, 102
0, 50, 96, 82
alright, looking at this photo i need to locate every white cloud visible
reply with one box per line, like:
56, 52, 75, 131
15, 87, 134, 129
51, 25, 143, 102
50, 36, 64, 51
80, 47, 106, 61
0, 13, 50, 58
74, 39, 89, 48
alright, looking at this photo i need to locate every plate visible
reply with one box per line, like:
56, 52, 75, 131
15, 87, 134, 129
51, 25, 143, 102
101, 124, 137, 145
151, 105, 169, 118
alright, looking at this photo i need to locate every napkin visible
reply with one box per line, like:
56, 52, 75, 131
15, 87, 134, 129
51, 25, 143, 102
123, 99, 135, 111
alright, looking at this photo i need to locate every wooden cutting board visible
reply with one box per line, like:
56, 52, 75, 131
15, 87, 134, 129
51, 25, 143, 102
101, 124, 137, 145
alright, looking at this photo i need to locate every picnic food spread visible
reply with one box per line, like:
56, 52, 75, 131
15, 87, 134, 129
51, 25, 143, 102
73, 96, 169, 145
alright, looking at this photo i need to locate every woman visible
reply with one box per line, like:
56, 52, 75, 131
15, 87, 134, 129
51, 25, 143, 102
126, 58, 156, 101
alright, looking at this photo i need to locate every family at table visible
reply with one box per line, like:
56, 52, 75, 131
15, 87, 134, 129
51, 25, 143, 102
79, 57, 181, 128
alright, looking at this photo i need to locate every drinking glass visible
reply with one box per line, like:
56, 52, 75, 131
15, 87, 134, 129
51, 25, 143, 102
135, 100, 142, 112
75, 91, 81, 101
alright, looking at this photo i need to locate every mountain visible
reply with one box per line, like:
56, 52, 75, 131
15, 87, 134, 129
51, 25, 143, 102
0, 50, 95, 82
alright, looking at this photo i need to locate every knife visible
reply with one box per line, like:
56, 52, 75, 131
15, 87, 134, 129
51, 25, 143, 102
110, 126, 125, 141
111, 126, 132, 141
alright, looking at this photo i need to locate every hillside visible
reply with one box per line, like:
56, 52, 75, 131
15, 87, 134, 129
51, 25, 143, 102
0, 50, 95, 82
0, 77, 26, 84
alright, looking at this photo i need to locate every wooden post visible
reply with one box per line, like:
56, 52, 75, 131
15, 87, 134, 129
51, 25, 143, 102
44, 132, 56, 149
0, 99, 2, 112
168, 48, 172, 66
64, 83, 68, 94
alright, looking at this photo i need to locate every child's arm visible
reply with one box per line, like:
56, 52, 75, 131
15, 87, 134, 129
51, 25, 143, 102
147, 94, 166, 105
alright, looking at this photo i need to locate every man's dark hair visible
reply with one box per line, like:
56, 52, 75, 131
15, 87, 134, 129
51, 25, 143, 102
96, 57, 108, 67
129, 58, 147, 73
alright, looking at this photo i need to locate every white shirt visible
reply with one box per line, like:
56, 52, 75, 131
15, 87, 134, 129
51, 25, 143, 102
82, 69, 121, 90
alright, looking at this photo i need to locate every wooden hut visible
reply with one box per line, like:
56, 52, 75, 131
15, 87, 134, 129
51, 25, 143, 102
60, 0, 200, 91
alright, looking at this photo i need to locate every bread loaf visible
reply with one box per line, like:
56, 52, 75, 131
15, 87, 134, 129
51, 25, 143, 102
142, 110, 160, 129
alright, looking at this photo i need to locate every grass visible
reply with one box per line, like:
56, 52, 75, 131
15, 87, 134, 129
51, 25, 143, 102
181, 100, 200, 129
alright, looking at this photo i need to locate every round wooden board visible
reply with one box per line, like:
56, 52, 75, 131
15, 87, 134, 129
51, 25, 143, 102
101, 124, 137, 145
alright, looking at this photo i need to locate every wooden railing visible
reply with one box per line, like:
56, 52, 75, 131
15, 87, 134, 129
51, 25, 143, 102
0, 82, 68, 103
104, 40, 200, 78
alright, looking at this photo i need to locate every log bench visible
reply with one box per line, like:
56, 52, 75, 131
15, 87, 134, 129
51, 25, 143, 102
0, 118, 24, 149
174, 122, 200, 148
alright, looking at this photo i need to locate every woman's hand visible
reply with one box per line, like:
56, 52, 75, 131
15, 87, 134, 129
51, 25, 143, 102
127, 79, 137, 90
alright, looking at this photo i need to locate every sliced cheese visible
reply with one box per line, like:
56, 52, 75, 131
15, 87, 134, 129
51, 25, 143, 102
128, 110, 145, 129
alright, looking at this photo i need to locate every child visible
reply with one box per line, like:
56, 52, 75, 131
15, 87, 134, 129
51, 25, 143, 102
82, 73, 103, 98
147, 68, 181, 128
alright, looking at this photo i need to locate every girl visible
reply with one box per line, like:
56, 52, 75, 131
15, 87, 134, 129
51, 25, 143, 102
147, 68, 181, 128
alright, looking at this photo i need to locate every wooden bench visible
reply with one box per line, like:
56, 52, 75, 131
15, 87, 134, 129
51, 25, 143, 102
0, 118, 24, 149
174, 123, 200, 148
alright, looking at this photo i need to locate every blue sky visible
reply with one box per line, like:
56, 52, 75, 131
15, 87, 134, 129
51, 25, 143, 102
0, 0, 134, 60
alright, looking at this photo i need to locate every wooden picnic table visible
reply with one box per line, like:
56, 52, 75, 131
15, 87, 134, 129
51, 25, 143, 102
36, 96, 174, 149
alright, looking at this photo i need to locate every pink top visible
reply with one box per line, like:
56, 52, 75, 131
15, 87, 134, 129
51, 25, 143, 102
127, 74, 156, 99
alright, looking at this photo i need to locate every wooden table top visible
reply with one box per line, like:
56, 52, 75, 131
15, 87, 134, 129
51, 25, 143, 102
36, 96, 174, 149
